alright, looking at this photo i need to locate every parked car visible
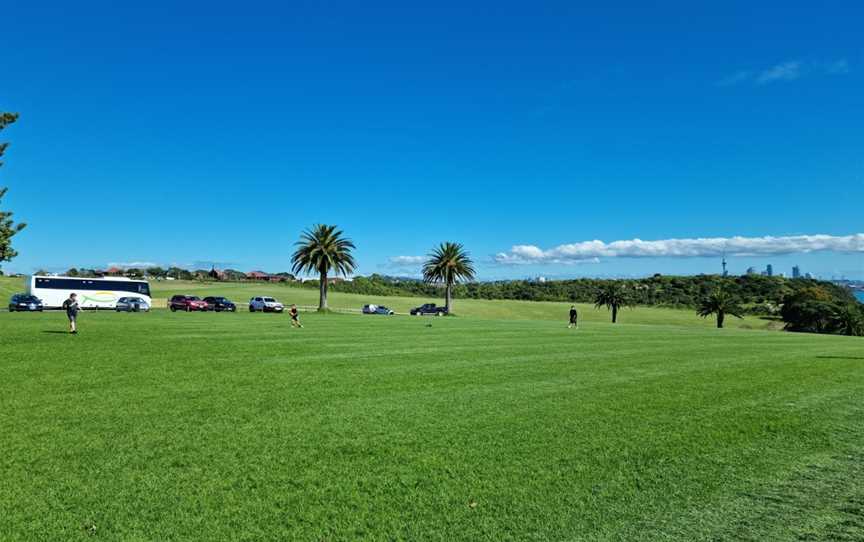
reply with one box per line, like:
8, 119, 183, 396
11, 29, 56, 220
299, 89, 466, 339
8, 294, 44, 312
168, 295, 209, 312
203, 296, 237, 312
116, 297, 150, 312
362, 304, 395, 315
249, 296, 284, 313
410, 303, 447, 316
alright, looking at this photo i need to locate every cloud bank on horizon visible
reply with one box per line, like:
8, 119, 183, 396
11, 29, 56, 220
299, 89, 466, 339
494, 233, 864, 265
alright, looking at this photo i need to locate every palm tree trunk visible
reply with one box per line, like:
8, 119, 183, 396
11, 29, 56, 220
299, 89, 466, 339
612, 304, 618, 323
319, 270, 328, 311
717, 310, 724, 329
445, 282, 452, 314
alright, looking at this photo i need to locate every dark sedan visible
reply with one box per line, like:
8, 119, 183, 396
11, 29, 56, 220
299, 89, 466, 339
8, 294, 44, 312
203, 296, 237, 312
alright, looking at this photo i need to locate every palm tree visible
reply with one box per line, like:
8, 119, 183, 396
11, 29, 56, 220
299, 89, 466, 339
830, 304, 864, 336
291, 224, 355, 311
594, 283, 632, 323
697, 288, 744, 329
422, 242, 475, 314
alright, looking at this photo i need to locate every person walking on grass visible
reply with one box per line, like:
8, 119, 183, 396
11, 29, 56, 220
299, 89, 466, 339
568, 305, 579, 329
289, 304, 303, 328
62, 293, 81, 334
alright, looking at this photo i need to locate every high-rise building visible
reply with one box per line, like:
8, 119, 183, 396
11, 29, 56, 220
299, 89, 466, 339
792, 265, 801, 279
766, 264, 773, 277
746, 266, 757, 275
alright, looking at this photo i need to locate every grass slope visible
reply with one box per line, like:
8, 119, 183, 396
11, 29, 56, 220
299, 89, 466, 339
1, 309, 862, 540
0, 276, 779, 329
148, 279, 775, 330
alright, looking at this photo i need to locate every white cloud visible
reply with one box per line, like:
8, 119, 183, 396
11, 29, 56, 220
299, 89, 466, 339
719, 58, 850, 86
756, 61, 802, 85
494, 233, 864, 265
388, 255, 426, 266
107, 261, 159, 269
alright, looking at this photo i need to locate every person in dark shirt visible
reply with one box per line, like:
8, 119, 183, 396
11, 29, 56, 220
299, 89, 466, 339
62, 293, 81, 334
568, 305, 578, 329
289, 304, 303, 328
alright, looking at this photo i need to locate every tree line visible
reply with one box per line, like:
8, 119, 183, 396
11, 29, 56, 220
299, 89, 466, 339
328, 272, 862, 335
330, 272, 854, 312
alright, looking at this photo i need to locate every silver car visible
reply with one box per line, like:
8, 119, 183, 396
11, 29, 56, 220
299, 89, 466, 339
116, 297, 150, 312
362, 304, 395, 315
249, 296, 284, 313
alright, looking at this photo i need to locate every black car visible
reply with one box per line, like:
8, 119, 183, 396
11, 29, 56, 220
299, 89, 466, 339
410, 303, 447, 316
8, 294, 44, 312
203, 296, 237, 312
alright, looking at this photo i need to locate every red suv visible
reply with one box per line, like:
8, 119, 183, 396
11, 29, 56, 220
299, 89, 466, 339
168, 295, 209, 312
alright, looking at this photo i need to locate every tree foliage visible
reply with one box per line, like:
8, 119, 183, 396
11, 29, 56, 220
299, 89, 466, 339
291, 224, 355, 311
1, 112, 26, 268
781, 288, 864, 336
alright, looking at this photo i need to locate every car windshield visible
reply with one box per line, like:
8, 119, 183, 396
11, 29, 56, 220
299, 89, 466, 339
18, 296, 39, 302
188, 297, 201, 301
263, 297, 276, 302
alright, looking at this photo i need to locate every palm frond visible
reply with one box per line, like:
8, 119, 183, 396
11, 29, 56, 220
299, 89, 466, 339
422, 242, 475, 285
291, 224, 356, 277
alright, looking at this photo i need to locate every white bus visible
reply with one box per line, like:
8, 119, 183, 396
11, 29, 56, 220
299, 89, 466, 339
28, 275, 152, 309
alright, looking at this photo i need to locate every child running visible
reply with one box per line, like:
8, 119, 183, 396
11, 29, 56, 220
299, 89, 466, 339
62, 293, 81, 334
289, 304, 303, 328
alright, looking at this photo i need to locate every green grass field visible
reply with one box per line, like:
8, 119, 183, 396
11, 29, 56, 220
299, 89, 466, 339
2, 286, 863, 540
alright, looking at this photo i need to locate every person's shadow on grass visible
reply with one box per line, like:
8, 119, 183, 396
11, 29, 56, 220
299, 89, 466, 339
41, 330, 71, 334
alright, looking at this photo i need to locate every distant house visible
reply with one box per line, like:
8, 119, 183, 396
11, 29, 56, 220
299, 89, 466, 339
209, 267, 226, 281
247, 271, 271, 281
106, 267, 123, 276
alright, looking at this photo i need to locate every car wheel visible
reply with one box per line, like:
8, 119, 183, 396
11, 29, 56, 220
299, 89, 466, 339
170, 306, 176, 312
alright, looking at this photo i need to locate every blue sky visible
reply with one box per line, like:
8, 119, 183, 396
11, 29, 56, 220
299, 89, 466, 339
1, 1, 862, 279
